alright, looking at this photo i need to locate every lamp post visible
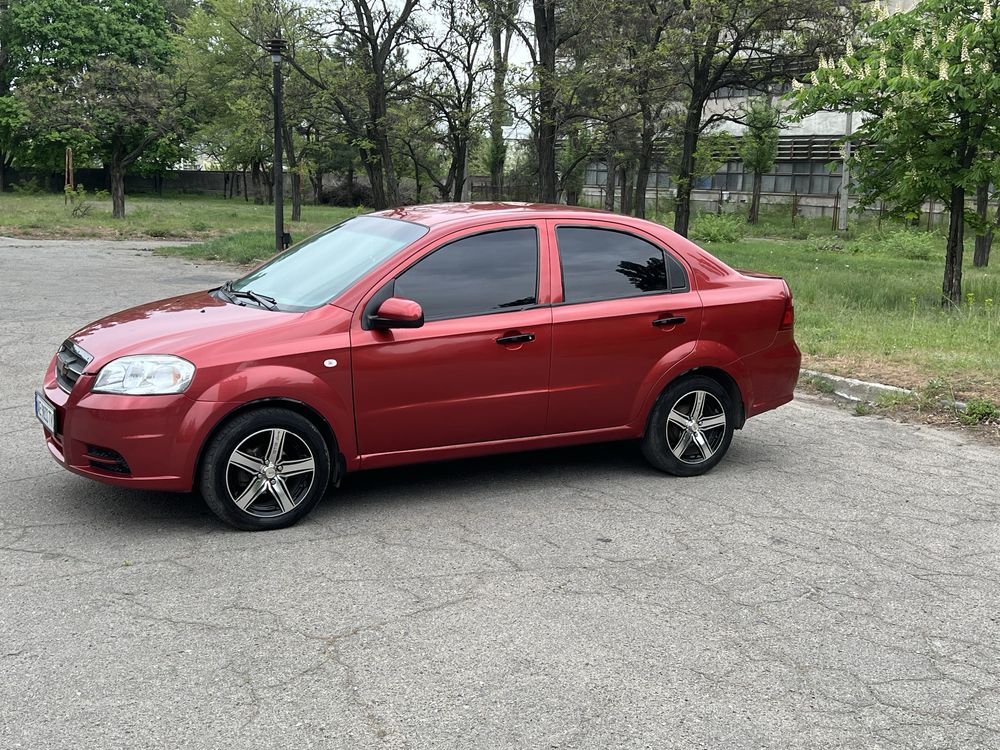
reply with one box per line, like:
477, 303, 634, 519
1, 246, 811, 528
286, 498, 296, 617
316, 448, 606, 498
266, 35, 288, 254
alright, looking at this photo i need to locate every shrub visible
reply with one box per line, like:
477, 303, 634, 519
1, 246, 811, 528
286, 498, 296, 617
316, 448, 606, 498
690, 212, 749, 243
321, 179, 373, 207
12, 177, 47, 195
807, 235, 845, 253
94, 189, 111, 200
959, 398, 1000, 425
848, 228, 938, 261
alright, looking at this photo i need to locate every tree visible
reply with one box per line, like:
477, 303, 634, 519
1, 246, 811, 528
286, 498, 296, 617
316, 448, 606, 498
517, 0, 613, 204
0, 0, 16, 191
532, 0, 562, 203
482, 0, 520, 199
328, 0, 420, 209
413, 0, 489, 201
973, 162, 998, 267
792, 0, 1000, 306
739, 99, 781, 224
2, 0, 176, 192
20, 58, 188, 216
605, 0, 679, 218
665, 0, 856, 237
528, 0, 601, 203
7, 0, 179, 211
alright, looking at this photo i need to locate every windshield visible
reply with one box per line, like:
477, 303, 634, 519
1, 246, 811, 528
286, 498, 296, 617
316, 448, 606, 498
228, 216, 428, 311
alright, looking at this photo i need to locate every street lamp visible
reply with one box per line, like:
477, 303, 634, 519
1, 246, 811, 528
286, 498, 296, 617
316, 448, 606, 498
265, 35, 289, 254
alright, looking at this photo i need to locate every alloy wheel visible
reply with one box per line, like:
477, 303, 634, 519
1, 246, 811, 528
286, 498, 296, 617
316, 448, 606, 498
664, 390, 727, 465
224, 428, 316, 518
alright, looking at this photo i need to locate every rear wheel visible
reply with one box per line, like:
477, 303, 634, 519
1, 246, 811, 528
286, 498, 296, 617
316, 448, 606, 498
199, 408, 331, 530
641, 375, 735, 476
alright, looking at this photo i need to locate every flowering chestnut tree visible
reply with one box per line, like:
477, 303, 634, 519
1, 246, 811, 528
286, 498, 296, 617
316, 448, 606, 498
791, 0, 1000, 307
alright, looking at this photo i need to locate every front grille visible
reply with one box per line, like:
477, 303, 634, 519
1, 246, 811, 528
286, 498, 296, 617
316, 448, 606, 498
86, 445, 132, 476
55, 340, 92, 393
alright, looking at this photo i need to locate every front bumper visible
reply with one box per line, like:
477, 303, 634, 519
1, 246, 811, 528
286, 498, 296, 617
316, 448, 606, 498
39, 360, 221, 492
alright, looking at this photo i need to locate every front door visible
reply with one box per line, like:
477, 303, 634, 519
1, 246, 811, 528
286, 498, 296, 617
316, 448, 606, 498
351, 225, 552, 457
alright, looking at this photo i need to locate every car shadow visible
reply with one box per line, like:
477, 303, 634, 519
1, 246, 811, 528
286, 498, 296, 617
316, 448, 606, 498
52, 440, 655, 532
52, 437, 766, 532
318, 440, 653, 512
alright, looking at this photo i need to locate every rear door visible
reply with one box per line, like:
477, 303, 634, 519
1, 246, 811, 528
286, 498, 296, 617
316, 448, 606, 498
351, 224, 552, 456
546, 221, 702, 434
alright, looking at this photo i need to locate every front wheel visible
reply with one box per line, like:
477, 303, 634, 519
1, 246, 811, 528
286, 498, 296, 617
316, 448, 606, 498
641, 376, 735, 477
199, 408, 332, 530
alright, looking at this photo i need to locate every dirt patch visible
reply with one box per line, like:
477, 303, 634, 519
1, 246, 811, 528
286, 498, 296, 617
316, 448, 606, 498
803, 353, 1000, 403
0, 225, 219, 241
798, 375, 1000, 447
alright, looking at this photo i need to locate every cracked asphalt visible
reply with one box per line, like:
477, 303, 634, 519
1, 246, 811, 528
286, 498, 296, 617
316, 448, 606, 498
1, 237, 999, 749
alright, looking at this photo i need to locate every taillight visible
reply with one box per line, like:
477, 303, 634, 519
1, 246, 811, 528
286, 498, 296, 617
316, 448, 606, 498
779, 282, 794, 330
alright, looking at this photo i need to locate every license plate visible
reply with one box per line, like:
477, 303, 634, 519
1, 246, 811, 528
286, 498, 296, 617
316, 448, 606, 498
35, 391, 56, 433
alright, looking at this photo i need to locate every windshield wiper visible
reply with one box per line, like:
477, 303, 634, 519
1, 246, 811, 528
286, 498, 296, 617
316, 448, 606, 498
215, 283, 237, 303
220, 280, 277, 310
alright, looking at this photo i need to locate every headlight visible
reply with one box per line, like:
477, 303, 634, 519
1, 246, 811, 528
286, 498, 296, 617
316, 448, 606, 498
92, 355, 195, 395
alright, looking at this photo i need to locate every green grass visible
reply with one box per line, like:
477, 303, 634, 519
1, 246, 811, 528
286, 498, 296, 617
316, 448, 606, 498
702, 234, 1000, 400
0, 191, 359, 240
158, 230, 301, 265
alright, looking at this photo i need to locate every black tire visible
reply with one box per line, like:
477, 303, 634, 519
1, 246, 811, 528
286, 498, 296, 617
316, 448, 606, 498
641, 375, 735, 477
199, 407, 332, 530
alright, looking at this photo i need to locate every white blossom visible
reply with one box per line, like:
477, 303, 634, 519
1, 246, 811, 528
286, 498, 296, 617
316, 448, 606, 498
961, 39, 970, 62
841, 58, 854, 76
811, 70, 821, 85
879, 57, 888, 78
985, 0, 993, 22
791, 78, 804, 91
846, 40, 855, 56
939, 58, 950, 80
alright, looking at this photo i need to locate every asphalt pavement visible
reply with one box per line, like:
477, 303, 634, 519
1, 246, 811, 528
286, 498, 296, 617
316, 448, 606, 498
1, 236, 999, 749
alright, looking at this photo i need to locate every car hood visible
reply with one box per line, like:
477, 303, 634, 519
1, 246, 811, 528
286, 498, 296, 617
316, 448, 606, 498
69, 291, 302, 372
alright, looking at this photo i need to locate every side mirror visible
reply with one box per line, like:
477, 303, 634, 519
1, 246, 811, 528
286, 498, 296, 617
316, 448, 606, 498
370, 297, 424, 329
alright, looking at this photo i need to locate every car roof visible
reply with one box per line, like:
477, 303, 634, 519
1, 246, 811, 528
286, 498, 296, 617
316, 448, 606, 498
369, 202, 618, 229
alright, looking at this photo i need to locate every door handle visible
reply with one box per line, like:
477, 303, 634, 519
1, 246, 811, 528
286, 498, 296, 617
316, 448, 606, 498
496, 333, 535, 345
652, 316, 686, 327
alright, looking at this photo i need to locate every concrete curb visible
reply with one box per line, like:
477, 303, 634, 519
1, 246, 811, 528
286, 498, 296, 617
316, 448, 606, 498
799, 368, 911, 403
799, 368, 967, 411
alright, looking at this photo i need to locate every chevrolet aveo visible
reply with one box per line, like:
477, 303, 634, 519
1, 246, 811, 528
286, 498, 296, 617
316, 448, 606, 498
36, 203, 800, 530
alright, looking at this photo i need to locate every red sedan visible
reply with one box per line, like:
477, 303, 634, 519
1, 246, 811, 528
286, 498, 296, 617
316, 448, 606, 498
35, 203, 800, 530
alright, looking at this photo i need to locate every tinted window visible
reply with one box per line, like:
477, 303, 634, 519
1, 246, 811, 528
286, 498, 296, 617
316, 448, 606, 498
231, 216, 427, 311
394, 228, 538, 320
557, 227, 687, 303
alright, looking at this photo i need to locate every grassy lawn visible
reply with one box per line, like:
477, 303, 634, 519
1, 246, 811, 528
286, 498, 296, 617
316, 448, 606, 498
703, 236, 999, 401
0, 191, 358, 240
